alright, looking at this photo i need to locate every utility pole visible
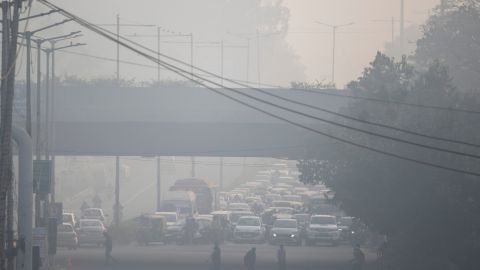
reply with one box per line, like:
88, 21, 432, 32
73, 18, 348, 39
400, 0, 405, 54
96, 19, 155, 82
156, 157, 161, 211
315, 21, 354, 85
256, 30, 260, 88
26, 32, 32, 135
219, 157, 223, 190
35, 39, 43, 160
47, 40, 85, 203
44, 49, 50, 159
114, 156, 120, 226
190, 33, 194, 79
116, 14, 120, 85
1, 1, 22, 269
22, 17, 72, 141
191, 157, 195, 178
246, 38, 250, 84
157, 27, 161, 82
221, 40, 224, 86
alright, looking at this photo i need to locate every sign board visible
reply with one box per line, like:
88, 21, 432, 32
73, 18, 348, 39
33, 161, 52, 194
32, 227, 47, 247
49, 202, 63, 225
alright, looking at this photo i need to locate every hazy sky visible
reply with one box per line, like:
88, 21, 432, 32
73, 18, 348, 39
28, 0, 440, 88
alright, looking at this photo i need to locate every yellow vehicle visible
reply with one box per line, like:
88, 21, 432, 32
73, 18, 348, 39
136, 214, 167, 246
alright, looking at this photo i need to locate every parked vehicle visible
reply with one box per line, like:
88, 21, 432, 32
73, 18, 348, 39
306, 215, 340, 246
76, 219, 106, 247
57, 223, 78, 250
136, 214, 166, 246
233, 216, 265, 244
270, 219, 301, 246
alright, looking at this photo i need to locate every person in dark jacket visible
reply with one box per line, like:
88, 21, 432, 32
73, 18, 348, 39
244, 247, 256, 270
277, 245, 286, 270
104, 231, 116, 265
210, 242, 221, 270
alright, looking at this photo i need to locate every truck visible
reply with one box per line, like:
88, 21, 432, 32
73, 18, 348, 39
160, 191, 197, 218
170, 178, 215, 214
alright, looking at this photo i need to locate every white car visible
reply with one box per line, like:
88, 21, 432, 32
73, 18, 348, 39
233, 216, 265, 244
76, 219, 106, 247
306, 215, 340, 246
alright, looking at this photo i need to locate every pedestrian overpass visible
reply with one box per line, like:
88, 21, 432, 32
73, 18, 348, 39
49, 86, 348, 159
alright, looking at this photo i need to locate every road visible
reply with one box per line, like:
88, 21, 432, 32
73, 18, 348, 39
55, 243, 374, 270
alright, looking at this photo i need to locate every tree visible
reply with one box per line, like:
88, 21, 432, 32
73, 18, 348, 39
298, 53, 480, 270
415, 0, 480, 93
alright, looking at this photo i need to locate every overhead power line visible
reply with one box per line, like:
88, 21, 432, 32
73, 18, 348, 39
44, 5, 480, 160
38, 0, 480, 177
56, 49, 280, 88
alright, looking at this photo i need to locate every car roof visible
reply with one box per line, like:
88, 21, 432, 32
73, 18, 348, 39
275, 218, 297, 222
79, 219, 102, 222
238, 216, 260, 220
311, 214, 335, 218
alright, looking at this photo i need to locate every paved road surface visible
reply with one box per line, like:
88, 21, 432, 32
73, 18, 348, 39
56, 243, 373, 270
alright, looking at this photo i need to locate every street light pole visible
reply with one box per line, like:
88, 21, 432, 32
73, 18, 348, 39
116, 14, 120, 85
47, 41, 85, 203
315, 21, 354, 85
157, 27, 161, 82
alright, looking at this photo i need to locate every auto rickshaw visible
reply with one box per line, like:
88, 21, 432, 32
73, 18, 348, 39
136, 214, 166, 246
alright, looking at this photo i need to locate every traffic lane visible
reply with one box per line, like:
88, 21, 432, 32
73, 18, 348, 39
56, 243, 367, 270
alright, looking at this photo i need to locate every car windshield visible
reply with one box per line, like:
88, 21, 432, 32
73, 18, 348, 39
58, 224, 73, 232
80, 220, 102, 227
274, 220, 297, 228
284, 196, 302, 202
161, 214, 177, 223
84, 209, 101, 216
229, 203, 249, 210
273, 201, 291, 207
237, 218, 260, 226
62, 214, 73, 223
311, 216, 336, 225
231, 213, 251, 223
339, 217, 353, 226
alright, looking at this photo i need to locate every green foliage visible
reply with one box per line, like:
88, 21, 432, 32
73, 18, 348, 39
415, 0, 480, 92
298, 52, 480, 270
290, 80, 335, 89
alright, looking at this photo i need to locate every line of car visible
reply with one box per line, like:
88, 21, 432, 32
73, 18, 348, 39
58, 208, 107, 249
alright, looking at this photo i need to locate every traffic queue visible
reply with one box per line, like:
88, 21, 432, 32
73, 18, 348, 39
133, 163, 366, 247
55, 163, 370, 249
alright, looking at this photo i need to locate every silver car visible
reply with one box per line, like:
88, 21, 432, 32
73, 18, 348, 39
77, 219, 105, 247
233, 216, 265, 244
270, 219, 301, 246
306, 215, 340, 246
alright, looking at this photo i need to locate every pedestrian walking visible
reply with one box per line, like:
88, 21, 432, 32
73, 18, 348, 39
80, 201, 89, 213
210, 242, 221, 270
104, 231, 116, 265
351, 244, 365, 270
277, 245, 286, 270
243, 247, 256, 270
